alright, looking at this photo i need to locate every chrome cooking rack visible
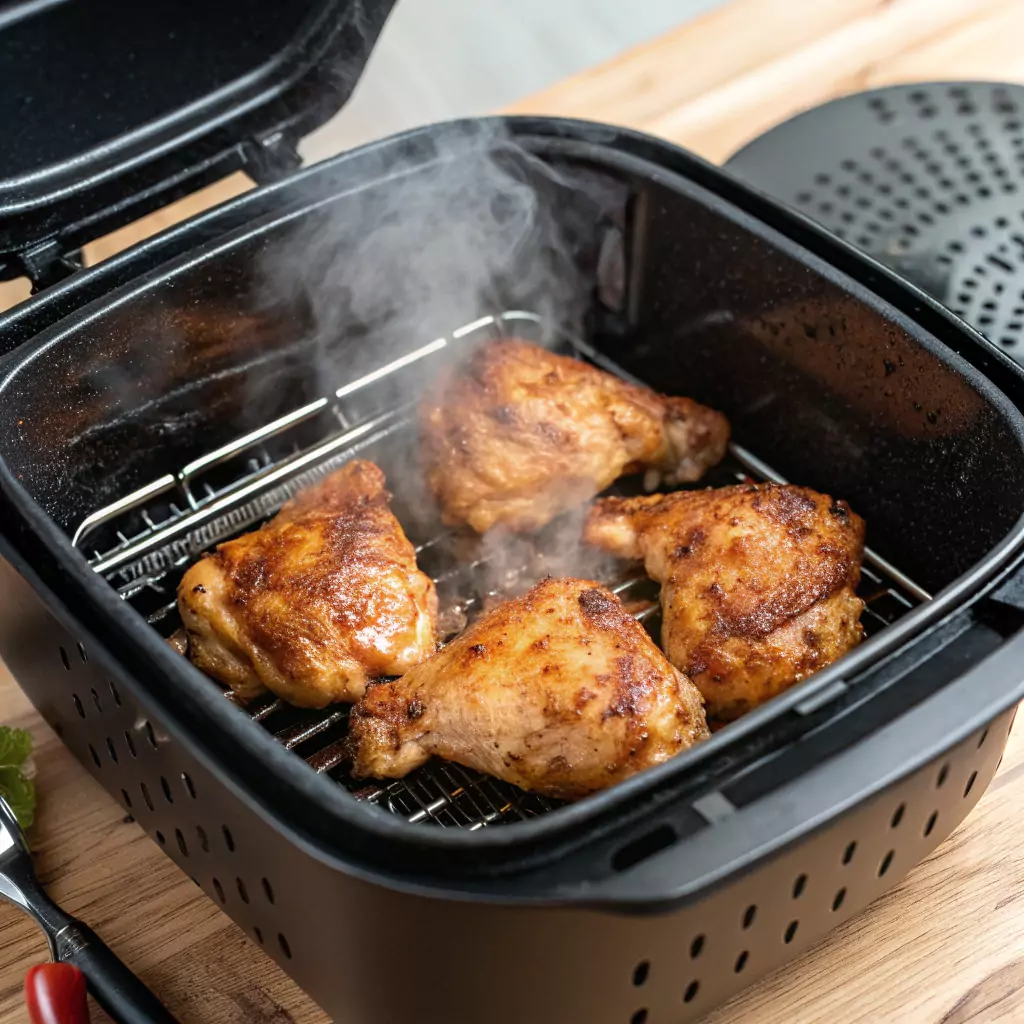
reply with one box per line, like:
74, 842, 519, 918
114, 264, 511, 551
71, 311, 930, 830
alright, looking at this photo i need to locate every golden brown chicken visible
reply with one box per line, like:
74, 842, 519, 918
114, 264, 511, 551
348, 577, 709, 799
585, 483, 866, 721
178, 460, 438, 708
420, 340, 730, 533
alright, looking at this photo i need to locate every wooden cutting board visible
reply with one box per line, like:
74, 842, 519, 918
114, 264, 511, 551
5, 0, 1024, 1020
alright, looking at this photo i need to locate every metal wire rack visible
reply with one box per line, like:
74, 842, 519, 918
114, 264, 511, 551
72, 311, 929, 829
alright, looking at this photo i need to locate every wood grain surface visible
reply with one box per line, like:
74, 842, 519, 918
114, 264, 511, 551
4, 0, 1024, 1021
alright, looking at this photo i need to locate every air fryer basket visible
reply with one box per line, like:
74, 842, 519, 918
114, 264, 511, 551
2, 119, 1024, 1023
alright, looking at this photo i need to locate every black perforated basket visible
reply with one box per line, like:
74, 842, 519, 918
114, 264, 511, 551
1, 112, 1024, 1023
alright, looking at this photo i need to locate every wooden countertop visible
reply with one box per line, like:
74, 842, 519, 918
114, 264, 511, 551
4, 0, 1024, 1020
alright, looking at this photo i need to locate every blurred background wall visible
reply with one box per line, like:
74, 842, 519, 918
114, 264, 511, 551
300, 0, 725, 161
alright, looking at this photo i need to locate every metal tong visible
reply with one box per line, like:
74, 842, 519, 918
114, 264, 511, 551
0, 795, 178, 1023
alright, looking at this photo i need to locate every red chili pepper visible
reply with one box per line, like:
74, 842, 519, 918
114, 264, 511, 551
24, 963, 90, 1024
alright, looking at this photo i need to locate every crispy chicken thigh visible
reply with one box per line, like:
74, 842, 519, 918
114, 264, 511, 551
420, 340, 729, 533
178, 460, 438, 708
585, 483, 866, 720
348, 577, 709, 800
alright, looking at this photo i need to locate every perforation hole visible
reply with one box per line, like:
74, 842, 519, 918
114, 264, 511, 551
108, 680, 122, 706
237, 878, 250, 904
120, 788, 132, 809
105, 737, 117, 763
937, 763, 950, 787
144, 722, 158, 750
278, 934, 292, 959
742, 904, 757, 929
979, 728, 989, 748
792, 874, 807, 899
77, 642, 87, 663
832, 887, 847, 911
182, 773, 196, 799
690, 934, 704, 959
160, 776, 173, 804
88, 744, 101, 768
222, 825, 236, 852
891, 803, 905, 828
925, 811, 939, 837
879, 850, 895, 877
212, 878, 226, 903
262, 877, 275, 904
683, 980, 700, 1003
175, 829, 188, 857
254, 927, 264, 945
140, 782, 154, 811
72, 694, 85, 719
734, 951, 749, 973
123, 731, 136, 758
59, 646, 70, 671
964, 771, 978, 797
784, 921, 799, 944
196, 826, 210, 853
842, 841, 856, 865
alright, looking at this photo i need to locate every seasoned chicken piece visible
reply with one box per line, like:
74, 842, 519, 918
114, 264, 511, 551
585, 483, 866, 721
349, 577, 709, 800
420, 340, 729, 533
178, 460, 438, 708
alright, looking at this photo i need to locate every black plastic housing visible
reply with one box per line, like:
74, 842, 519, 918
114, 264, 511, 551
1, 118, 1024, 1022
0, 0, 396, 285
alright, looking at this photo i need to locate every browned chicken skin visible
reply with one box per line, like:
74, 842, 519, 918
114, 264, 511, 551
349, 577, 709, 800
585, 484, 866, 720
420, 340, 730, 533
178, 460, 438, 708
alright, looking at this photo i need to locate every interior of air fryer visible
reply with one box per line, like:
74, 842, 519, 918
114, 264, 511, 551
6, 135, 1024, 831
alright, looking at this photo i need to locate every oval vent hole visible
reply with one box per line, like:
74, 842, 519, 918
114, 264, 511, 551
964, 771, 978, 797
979, 728, 989, 748
891, 803, 905, 828
793, 873, 808, 899
155, 830, 166, 846
196, 826, 210, 853
937, 763, 950, 788
73, 694, 85, 719
120, 789, 132, 810
175, 829, 188, 857
88, 744, 101, 768
742, 904, 757, 929
254, 927, 264, 945
278, 933, 292, 960
237, 878, 250, 904
77, 643, 87, 664
734, 951, 749, 974
612, 824, 676, 872
160, 777, 174, 804
182, 773, 197, 799
262, 877, 276, 905
832, 887, 847, 912
123, 731, 137, 758
842, 841, 856, 865
222, 825, 236, 852
879, 850, 895, 877
924, 811, 939, 837
144, 722, 158, 750
212, 878, 226, 904
108, 680, 122, 706
684, 980, 700, 1004
90, 689, 102, 713
140, 783, 154, 811
105, 737, 117, 763
632, 962, 649, 987
59, 646, 70, 671
784, 920, 799, 944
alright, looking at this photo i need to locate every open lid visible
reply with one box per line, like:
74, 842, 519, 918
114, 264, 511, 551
0, 0, 396, 286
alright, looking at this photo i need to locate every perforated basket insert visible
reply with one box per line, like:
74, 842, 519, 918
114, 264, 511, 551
726, 82, 1024, 361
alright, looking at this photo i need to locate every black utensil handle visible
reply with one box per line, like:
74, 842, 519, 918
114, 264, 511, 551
54, 922, 178, 1024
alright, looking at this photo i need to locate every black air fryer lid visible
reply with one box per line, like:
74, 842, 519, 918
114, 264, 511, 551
0, 0, 396, 287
